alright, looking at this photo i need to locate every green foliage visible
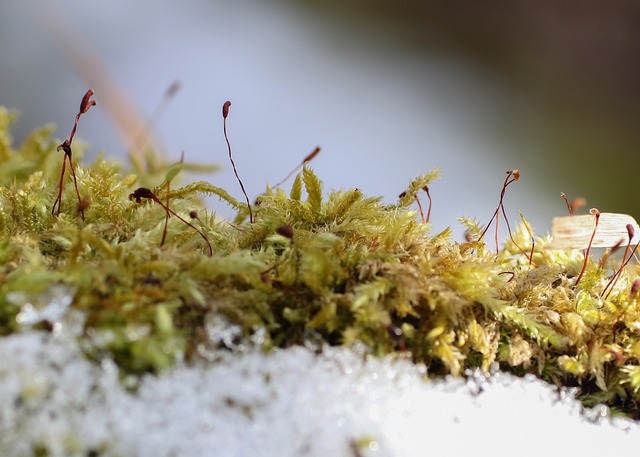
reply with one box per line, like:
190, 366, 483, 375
2, 107, 640, 418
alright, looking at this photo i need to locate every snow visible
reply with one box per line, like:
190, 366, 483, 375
1, 327, 639, 457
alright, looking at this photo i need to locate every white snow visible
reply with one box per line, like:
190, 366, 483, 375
1, 326, 639, 457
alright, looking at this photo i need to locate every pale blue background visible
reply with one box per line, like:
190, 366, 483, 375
0, 1, 567, 238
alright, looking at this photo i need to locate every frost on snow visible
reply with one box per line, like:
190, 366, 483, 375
0, 330, 638, 457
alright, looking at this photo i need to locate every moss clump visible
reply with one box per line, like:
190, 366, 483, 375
2, 105, 640, 417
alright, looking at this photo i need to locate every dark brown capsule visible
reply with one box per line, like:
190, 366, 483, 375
275, 224, 294, 239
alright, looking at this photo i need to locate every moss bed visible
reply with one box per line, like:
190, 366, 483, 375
2, 98, 640, 419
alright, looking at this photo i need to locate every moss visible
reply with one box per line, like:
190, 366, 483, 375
2, 105, 640, 417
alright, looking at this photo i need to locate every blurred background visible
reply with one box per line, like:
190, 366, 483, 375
1, 0, 639, 239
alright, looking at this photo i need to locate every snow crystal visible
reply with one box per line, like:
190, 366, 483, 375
0, 330, 638, 457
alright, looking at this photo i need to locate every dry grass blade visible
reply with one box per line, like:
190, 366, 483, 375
548, 212, 640, 250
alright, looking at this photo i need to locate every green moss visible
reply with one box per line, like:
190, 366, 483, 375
2, 105, 640, 417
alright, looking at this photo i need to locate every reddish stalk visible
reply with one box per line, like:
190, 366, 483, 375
498, 271, 516, 282
52, 89, 96, 221
129, 187, 213, 256
162, 180, 171, 247
222, 101, 253, 223
597, 239, 624, 270
400, 191, 425, 222
273, 146, 321, 189
478, 170, 530, 261
189, 210, 212, 254
561, 192, 586, 216
602, 224, 635, 299
479, 170, 518, 251
574, 208, 600, 288
561, 192, 570, 214
502, 208, 534, 265
399, 185, 432, 223
423, 185, 432, 223
518, 212, 536, 268
601, 225, 640, 300
623, 244, 640, 270
414, 193, 426, 222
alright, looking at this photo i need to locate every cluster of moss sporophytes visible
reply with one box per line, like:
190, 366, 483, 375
2, 101, 640, 419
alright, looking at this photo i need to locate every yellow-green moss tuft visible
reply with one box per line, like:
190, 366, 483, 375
2, 106, 640, 418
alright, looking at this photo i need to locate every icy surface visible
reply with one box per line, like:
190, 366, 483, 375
1, 330, 639, 457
